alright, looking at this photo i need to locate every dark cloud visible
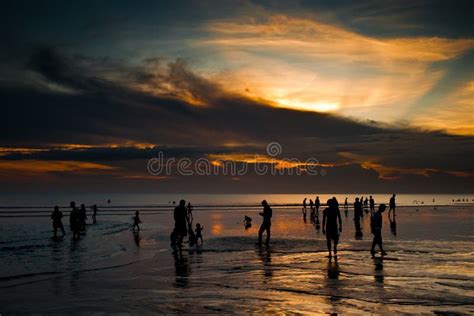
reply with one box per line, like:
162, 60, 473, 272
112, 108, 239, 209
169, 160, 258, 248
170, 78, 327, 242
1, 46, 473, 192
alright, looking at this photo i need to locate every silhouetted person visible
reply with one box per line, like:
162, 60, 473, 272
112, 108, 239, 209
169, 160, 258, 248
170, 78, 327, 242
344, 197, 348, 216
174, 200, 189, 247
371, 204, 387, 257
69, 201, 80, 240
187, 202, 194, 224
315, 196, 321, 217
92, 204, 98, 224
364, 197, 369, 213
369, 196, 375, 214
322, 199, 342, 258
302, 198, 307, 218
257, 200, 272, 246
79, 204, 87, 232
354, 198, 363, 239
195, 223, 203, 244
132, 211, 141, 231
187, 221, 197, 247
244, 215, 252, 229
389, 194, 396, 216
309, 199, 314, 214
51, 206, 65, 238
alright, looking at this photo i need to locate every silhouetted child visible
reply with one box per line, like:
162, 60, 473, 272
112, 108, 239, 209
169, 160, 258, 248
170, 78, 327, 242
132, 211, 141, 231
195, 223, 203, 244
244, 215, 252, 229
51, 206, 65, 238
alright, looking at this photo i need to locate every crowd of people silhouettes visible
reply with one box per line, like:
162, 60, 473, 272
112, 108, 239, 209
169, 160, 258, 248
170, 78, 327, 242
51, 195, 397, 258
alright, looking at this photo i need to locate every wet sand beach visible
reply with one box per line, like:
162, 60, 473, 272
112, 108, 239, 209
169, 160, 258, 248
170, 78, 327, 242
1, 204, 473, 314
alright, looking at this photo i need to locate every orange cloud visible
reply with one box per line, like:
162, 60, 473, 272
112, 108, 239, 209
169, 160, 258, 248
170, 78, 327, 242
195, 15, 474, 128
0, 160, 116, 174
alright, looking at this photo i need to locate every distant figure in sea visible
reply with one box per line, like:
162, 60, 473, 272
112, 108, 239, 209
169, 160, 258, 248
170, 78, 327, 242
51, 206, 65, 238
389, 194, 396, 217
195, 223, 204, 245
79, 204, 87, 232
315, 196, 321, 217
69, 201, 80, 240
369, 196, 375, 215
322, 198, 342, 258
364, 197, 369, 213
302, 198, 307, 219
92, 204, 98, 224
244, 215, 252, 229
257, 200, 272, 246
371, 204, 387, 257
173, 200, 189, 247
132, 211, 141, 231
344, 197, 348, 216
187, 202, 194, 224
354, 198, 363, 239
107, 199, 111, 204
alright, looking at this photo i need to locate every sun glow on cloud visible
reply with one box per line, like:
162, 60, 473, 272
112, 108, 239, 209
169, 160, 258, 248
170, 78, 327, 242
195, 15, 474, 131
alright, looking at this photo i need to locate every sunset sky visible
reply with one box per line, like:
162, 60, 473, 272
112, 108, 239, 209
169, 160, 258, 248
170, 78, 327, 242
1, 0, 473, 193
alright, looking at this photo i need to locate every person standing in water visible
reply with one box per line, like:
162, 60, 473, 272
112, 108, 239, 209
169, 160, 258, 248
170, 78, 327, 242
69, 201, 80, 240
344, 197, 348, 215
258, 200, 272, 246
389, 194, 396, 217
369, 196, 375, 215
132, 211, 141, 231
315, 196, 321, 217
371, 204, 387, 256
51, 206, 65, 238
322, 199, 342, 258
174, 200, 189, 247
354, 197, 363, 238
92, 204, 98, 224
302, 198, 307, 217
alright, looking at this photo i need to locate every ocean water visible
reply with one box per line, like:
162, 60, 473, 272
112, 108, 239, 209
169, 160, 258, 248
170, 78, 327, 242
0, 196, 473, 314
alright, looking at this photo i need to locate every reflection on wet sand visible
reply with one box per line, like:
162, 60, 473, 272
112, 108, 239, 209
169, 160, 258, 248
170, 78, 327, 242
172, 248, 190, 288
257, 246, 273, 280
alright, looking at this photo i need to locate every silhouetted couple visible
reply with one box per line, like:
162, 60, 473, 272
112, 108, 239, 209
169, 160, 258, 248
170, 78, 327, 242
322, 198, 342, 258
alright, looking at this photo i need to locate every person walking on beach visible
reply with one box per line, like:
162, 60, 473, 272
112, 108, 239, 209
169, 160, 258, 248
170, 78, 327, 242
322, 198, 342, 258
389, 194, 396, 216
79, 204, 87, 232
69, 201, 80, 240
309, 199, 314, 215
51, 206, 65, 238
174, 200, 189, 247
369, 196, 375, 215
92, 204, 98, 224
258, 200, 272, 246
132, 211, 141, 231
371, 204, 387, 257
315, 196, 321, 217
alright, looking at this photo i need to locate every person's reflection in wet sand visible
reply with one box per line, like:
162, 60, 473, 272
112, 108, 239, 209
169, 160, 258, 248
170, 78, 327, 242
172, 248, 190, 288
389, 213, 397, 236
325, 256, 341, 314
258, 246, 273, 280
133, 230, 141, 247
373, 257, 384, 284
